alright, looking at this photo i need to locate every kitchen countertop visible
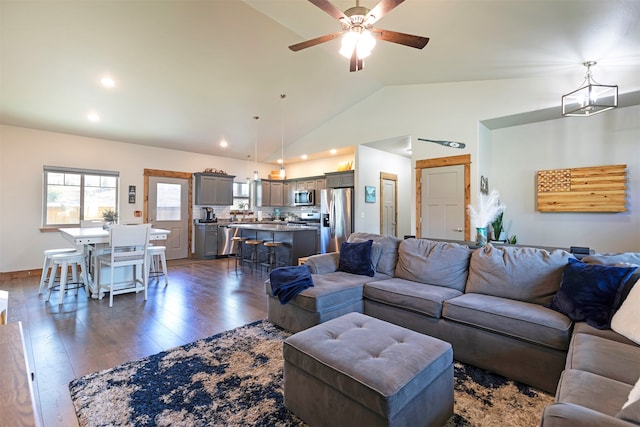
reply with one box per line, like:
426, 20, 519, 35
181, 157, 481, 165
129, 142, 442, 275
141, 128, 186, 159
227, 223, 316, 232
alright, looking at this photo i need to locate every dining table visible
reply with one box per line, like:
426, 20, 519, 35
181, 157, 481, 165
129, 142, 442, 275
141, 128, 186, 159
59, 226, 170, 298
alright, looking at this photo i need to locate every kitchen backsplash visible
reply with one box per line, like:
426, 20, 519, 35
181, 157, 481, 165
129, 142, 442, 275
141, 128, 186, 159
194, 205, 319, 221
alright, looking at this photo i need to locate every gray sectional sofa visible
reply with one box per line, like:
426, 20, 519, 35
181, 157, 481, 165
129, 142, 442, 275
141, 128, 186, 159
265, 232, 640, 425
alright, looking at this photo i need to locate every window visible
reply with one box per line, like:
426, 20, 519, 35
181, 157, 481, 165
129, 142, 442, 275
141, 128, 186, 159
233, 181, 250, 210
43, 166, 119, 227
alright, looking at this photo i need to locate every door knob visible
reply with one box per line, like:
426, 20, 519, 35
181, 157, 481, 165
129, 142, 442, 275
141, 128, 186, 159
455, 228, 463, 232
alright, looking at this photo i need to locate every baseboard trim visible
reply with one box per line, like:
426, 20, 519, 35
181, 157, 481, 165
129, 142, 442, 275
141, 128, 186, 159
0, 269, 41, 280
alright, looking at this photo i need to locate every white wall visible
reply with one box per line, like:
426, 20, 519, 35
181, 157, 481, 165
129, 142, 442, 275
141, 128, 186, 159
354, 145, 411, 238
488, 105, 640, 252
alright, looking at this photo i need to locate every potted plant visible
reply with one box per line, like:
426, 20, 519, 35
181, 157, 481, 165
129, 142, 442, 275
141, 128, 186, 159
102, 209, 118, 227
467, 190, 505, 247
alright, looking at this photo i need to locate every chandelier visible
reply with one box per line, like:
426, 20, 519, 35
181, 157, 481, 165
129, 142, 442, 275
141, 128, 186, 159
562, 61, 618, 117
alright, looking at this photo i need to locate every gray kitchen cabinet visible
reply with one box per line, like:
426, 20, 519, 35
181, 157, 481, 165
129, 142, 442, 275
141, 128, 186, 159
325, 170, 354, 188
270, 181, 284, 206
258, 180, 284, 207
194, 173, 235, 205
194, 223, 218, 259
283, 182, 294, 206
261, 180, 271, 206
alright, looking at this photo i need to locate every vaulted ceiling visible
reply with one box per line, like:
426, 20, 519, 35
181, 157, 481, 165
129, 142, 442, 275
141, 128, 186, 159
1, 0, 638, 164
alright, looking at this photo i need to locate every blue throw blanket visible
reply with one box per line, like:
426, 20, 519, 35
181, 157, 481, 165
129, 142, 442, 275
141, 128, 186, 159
269, 265, 314, 304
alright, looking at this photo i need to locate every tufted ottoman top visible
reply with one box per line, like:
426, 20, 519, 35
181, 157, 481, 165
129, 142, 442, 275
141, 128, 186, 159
283, 312, 452, 418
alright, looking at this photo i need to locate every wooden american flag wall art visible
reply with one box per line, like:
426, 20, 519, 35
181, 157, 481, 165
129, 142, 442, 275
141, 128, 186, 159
536, 164, 628, 212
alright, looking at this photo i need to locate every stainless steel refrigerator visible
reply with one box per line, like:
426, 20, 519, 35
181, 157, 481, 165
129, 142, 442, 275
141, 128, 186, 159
320, 188, 354, 253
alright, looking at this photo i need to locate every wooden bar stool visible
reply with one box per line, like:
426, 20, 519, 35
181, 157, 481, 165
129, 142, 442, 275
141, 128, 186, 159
45, 251, 89, 305
263, 241, 284, 274
228, 236, 248, 273
39, 248, 77, 295
147, 245, 169, 286
244, 239, 264, 274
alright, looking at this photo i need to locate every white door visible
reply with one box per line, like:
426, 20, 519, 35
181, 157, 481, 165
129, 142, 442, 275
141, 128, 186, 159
421, 165, 465, 240
381, 178, 397, 237
148, 176, 189, 259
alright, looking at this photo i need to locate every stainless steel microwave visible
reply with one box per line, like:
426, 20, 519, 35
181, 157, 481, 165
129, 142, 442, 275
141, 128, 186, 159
294, 190, 315, 206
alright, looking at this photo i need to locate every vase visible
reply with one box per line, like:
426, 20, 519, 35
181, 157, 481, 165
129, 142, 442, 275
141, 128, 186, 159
476, 227, 488, 247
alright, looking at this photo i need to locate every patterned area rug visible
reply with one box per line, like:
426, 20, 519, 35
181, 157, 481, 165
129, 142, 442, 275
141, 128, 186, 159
69, 320, 553, 426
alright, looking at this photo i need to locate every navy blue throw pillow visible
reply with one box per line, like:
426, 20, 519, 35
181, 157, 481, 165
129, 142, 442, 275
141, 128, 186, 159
549, 258, 638, 329
338, 240, 375, 277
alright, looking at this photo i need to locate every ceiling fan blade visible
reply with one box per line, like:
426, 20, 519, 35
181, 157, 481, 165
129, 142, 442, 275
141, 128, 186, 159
349, 50, 364, 72
308, 0, 348, 21
365, 0, 405, 25
289, 32, 343, 51
372, 28, 429, 49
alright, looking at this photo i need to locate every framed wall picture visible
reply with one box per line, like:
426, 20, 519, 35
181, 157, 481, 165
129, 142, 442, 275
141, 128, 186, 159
365, 186, 376, 203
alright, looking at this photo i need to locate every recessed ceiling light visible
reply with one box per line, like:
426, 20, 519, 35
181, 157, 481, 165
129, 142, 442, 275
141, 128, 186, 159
87, 112, 100, 122
220, 140, 228, 148
330, 149, 337, 155
100, 76, 115, 88
301, 154, 308, 160
277, 159, 283, 164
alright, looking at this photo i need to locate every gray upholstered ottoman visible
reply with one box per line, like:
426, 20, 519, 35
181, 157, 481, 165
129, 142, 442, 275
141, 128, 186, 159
283, 312, 453, 427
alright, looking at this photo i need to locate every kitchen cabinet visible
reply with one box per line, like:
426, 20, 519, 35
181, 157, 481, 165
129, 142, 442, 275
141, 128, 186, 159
258, 180, 284, 207
270, 181, 284, 206
194, 173, 235, 205
195, 223, 218, 259
325, 170, 354, 188
283, 182, 294, 206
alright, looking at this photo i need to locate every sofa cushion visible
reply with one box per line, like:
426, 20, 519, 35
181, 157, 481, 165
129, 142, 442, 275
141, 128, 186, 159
617, 399, 640, 425
442, 293, 573, 351
617, 377, 640, 424
265, 271, 383, 313
364, 278, 463, 318
566, 333, 640, 386
582, 252, 640, 308
394, 239, 472, 292
548, 259, 637, 329
338, 240, 375, 276
348, 232, 401, 277
465, 244, 573, 305
573, 321, 638, 346
556, 369, 633, 417
611, 278, 640, 345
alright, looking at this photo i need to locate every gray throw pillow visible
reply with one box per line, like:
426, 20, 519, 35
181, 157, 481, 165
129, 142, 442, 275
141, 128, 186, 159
395, 238, 472, 291
466, 244, 574, 305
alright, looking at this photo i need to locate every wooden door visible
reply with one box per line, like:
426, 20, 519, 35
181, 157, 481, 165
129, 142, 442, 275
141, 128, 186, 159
416, 155, 471, 241
380, 172, 398, 237
145, 169, 192, 259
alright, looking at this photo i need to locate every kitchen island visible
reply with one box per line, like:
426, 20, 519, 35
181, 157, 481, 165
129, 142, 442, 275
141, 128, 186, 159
228, 223, 317, 268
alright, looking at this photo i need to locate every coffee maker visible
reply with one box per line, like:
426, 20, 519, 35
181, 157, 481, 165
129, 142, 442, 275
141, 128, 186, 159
201, 207, 216, 222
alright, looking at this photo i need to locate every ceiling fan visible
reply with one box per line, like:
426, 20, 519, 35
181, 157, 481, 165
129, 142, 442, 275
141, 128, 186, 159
289, 0, 429, 72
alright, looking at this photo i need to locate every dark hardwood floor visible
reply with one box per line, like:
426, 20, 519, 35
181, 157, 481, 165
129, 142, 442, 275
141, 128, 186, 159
1, 258, 269, 427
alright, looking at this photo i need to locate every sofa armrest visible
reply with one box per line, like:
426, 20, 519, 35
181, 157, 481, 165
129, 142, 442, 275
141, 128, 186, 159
305, 252, 340, 274
540, 403, 634, 427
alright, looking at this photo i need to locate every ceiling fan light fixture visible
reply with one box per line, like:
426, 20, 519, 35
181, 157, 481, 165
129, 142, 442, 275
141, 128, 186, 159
562, 61, 618, 117
339, 31, 359, 58
357, 30, 376, 59
339, 29, 376, 59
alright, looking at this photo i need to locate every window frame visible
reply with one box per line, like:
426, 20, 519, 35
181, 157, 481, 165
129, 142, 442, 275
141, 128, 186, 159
43, 165, 120, 228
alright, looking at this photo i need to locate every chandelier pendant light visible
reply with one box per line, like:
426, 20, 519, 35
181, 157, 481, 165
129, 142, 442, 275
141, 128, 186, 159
562, 61, 618, 117
279, 94, 286, 179
253, 116, 259, 181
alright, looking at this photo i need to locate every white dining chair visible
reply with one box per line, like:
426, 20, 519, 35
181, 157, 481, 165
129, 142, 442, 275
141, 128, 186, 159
0, 289, 8, 324
97, 224, 151, 307
147, 245, 169, 286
